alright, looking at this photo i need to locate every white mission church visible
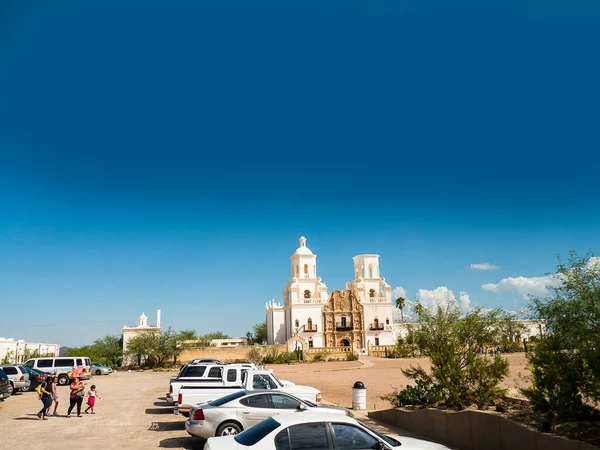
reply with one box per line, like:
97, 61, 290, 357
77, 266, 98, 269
266, 237, 396, 351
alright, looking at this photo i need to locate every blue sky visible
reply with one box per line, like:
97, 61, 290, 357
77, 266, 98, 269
1, 1, 598, 347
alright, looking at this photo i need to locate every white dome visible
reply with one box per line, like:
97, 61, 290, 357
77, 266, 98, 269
139, 313, 147, 319
293, 236, 313, 255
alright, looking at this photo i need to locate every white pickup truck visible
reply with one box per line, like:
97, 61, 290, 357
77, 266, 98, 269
167, 363, 259, 404
175, 369, 321, 415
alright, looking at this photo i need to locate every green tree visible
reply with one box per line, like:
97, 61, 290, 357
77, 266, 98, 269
172, 329, 198, 365
125, 332, 156, 367
246, 322, 267, 345
395, 297, 406, 322
523, 252, 600, 426
389, 304, 509, 409
413, 302, 424, 321
93, 335, 123, 367
197, 331, 230, 347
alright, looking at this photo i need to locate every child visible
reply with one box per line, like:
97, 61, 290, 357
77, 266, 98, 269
84, 385, 101, 414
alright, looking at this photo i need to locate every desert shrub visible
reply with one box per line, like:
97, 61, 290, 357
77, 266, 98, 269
390, 304, 509, 409
523, 252, 600, 428
261, 347, 280, 364
386, 337, 417, 358
382, 379, 442, 407
311, 351, 329, 362
247, 347, 263, 364
346, 351, 359, 361
275, 351, 298, 364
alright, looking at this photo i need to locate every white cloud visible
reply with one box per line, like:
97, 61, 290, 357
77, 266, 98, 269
417, 286, 470, 312
482, 275, 561, 299
392, 286, 407, 300
470, 263, 499, 271
459, 292, 471, 310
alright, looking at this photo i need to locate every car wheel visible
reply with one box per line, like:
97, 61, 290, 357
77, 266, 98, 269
95, 370, 102, 375
21, 384, 32, 392
7, 383, 14, 396
216, 422, 242, 436
58, 375, 70, 386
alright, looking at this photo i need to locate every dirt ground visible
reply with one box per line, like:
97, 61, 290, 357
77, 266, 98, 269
268, 353, 531, 410
0, 354, 530, 449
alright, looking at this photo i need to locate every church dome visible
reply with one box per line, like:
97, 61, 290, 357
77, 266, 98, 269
293, 236, 313, 255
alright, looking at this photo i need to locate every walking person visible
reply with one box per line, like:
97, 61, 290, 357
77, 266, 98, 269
66, 377, 86, 418
50, 376, 60, 416
37, 375, 53, 420
84, 385, 101, 414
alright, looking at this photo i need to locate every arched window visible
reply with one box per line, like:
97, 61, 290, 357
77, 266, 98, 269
304, 264, 309, 277
295, 319, 299, 328
368, 265, 373, 278
295, 265, 299, 277
369, 289, 376, 297
307, 318, 313, 330
386, 318, 390, 325
374, 317, 379, 327
304, 290, 311, 299
308, 337, 313, 348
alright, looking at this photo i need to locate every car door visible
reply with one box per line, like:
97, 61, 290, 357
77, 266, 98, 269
275, 422, 331, 450
330, 423, 381, 450
237, 393, 276, 428
269, 393, 302, 417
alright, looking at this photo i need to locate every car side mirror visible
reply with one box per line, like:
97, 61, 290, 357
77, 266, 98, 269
297, 403, 308, 411
373, 441, 386, 450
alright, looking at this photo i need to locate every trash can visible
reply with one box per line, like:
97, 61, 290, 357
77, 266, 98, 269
352, 381, 366, 410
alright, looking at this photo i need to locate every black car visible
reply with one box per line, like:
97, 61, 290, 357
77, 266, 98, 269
25, 368, 49, 391
0, 369, 11, 400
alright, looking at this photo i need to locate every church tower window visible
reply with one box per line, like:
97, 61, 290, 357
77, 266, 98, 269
295, 319, 299, 328
304, 290, 311, 299
304, 264, 309, 277
369, 289, 376, 297
368, 265, 374, 278
307, 318, 313, 330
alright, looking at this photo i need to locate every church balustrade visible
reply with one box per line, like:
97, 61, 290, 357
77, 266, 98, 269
369, 323, 385, 331
306, 346, 352, 353
297, 297, 323, 304
364, 297, 389, 303
335, 322, 353, 331
304, 325, 318, 332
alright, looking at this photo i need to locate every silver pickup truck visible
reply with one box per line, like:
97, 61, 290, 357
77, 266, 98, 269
175, 369, 321, 415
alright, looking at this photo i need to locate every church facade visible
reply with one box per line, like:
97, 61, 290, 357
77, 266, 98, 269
266, 237, 395, 351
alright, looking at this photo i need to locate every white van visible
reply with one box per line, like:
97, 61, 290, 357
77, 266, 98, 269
23, 357, 92, 385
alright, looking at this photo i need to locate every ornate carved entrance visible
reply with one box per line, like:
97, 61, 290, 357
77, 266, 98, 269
322, 290, 365, 350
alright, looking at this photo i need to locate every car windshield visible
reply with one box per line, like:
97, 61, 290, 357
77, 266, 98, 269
359, 422, 401, 447
269, 374, 284, 388
209, 391, 248, 407
235, 417, 280, 446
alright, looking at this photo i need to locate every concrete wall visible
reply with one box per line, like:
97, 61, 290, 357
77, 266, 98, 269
368, 408, 599, 450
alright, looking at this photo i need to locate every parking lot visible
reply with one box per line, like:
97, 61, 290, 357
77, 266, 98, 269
0, 355, 529, 449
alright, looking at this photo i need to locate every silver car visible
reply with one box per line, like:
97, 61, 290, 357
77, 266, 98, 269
91, 362, 113, 375
185, 390, 351, 439
0, 364, 30, 394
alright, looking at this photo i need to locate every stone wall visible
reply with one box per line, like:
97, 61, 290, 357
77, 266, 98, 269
368, 408, 599, 450
180, 345, 286, 363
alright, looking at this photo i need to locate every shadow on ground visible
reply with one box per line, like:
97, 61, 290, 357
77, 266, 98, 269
159, 437, 206, 449
154, 401, 172, 407
149, 421, 186, 432
146, 408, 175, 415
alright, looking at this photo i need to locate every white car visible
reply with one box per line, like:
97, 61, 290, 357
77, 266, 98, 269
203, 411, 451, 450
186, 390, 351, 439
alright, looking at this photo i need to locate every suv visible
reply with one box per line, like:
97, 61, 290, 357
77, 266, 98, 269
0, 364, 30, 394
23, 357, 92, 385
0, 369, 11, 400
